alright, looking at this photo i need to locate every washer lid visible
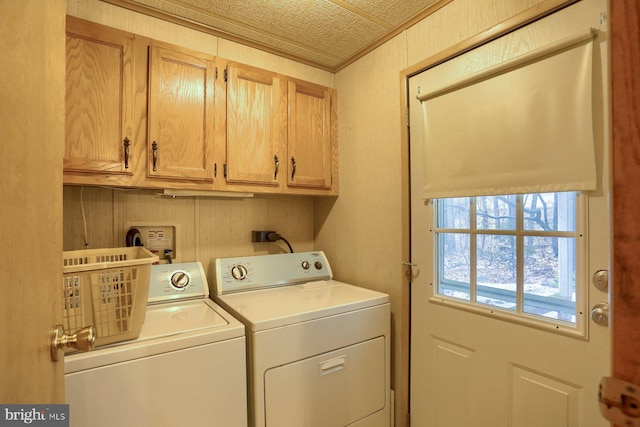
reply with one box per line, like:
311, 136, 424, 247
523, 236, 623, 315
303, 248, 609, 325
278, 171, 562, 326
215, 280, 389, 332
65, 299, 245, 374
137, 299, 229, 341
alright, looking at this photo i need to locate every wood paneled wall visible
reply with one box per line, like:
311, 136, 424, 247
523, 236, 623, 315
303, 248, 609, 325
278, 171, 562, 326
318, 1, 549, 426
65, 1, 561, 427
63, 186, 315, 279
64, 0, 333, 275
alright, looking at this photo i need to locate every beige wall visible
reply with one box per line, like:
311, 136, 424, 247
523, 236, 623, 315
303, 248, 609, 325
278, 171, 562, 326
65, 0, 549, 425
64, 0, 333, 273
317, 0, 546, 424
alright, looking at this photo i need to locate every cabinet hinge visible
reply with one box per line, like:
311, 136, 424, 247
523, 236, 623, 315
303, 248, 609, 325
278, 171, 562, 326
215, 67, 218, 80
223, 163, 227, 178
224, 68, 228, 82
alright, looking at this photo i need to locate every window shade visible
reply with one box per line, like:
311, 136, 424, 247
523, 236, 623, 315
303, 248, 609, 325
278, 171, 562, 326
418, 30, 597, 200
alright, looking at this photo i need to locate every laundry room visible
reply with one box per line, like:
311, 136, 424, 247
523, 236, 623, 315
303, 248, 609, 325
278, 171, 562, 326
4, 0, 636, 426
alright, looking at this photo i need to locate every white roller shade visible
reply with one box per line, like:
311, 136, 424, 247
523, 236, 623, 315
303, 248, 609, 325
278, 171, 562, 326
418, 30, 597, 199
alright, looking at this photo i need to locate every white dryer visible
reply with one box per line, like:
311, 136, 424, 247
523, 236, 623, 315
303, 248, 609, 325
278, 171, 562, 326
213, 251, 390, 427
65, 262, 248, 427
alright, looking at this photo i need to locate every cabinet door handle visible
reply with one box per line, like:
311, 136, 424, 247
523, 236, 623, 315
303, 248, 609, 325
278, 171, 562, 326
123, 137, 130, 169
152, 141, 158, 171
274, 155, 279, 180
291, 156, 296, 181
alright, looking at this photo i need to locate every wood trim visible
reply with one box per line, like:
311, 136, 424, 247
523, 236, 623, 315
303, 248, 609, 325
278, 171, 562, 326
402, 0, 579, 77
611, 0, 640, 391
398, 1, 581, 425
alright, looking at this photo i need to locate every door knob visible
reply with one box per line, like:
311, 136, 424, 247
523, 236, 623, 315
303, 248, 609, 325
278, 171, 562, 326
591, 303, 609, 326
50, 324, 96, 361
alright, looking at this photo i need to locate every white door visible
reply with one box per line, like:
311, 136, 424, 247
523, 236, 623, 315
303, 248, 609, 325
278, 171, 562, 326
408, 1, 610, 426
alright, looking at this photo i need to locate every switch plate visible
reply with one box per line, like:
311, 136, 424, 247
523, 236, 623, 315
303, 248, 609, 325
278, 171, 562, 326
124, 221, 181, 263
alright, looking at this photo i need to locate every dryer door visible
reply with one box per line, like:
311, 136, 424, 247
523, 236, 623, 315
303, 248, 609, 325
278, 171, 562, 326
264, 336, 386, 426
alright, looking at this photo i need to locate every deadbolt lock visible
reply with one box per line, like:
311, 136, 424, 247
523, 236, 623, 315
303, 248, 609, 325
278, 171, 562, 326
592, 270, 609, 292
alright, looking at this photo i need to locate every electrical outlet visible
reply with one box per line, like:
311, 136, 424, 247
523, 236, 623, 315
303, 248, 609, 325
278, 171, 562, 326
252, 230, 275, 242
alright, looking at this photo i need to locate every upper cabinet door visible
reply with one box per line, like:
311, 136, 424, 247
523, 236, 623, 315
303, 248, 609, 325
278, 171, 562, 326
65, 16, 134, 175
226, 63, 286, 187
147, 43, 215, 181
287, 80, 333, 189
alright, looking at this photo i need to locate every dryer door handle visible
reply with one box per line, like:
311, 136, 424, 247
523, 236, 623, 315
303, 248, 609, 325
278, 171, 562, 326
319, 355, 346, 376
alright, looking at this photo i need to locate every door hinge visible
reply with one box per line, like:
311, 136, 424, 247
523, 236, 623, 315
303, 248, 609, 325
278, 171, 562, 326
406, 413, 411, 427
405, 107, 410, 128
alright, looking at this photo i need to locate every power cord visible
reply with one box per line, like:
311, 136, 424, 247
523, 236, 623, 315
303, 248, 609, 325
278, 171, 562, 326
266, 232, 294, 253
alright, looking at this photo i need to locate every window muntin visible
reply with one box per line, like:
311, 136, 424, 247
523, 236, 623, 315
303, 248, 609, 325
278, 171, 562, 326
435, 192, 581, 326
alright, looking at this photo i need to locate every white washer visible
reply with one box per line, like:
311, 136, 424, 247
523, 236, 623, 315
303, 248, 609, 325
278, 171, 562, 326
65, 262, 248, 427
213, 251, 391, 427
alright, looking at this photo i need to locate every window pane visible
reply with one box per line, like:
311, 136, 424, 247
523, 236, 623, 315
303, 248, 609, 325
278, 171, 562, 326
523, 236, 576, 322
476, 234, 516, 309
438, 198, 470, 229
523, 192, 576, 232
438, 232, 470, 300
476, 195, 517, 230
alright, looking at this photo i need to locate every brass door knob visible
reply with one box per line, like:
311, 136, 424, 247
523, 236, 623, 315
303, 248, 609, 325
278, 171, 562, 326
50, 324, 96, 361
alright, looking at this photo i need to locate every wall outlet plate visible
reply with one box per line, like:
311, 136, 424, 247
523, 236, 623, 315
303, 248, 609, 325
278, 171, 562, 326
124, 221, 181, 263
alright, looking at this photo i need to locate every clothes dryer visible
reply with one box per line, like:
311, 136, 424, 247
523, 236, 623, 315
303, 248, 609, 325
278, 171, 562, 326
213, 251, 390, 427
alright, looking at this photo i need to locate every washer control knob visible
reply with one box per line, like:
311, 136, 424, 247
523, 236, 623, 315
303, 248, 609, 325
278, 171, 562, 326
301, 260, 310, 270
231, 264, 248, 281
170, 271, 190, 289
314, 261, 323, 270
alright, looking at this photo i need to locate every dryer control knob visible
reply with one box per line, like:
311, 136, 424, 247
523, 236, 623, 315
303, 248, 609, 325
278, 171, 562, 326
301, 261, 310, 270
170, 271, 190, 289
314, 261, 323, 270
231, 264, 248, 281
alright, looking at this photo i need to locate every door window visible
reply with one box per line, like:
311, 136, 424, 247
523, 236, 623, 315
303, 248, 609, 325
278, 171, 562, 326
434, 192, 585, 332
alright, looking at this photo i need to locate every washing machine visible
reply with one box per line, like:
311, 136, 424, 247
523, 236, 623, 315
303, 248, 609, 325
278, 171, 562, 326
213, 251, 391, 427
65, 262, 248, 427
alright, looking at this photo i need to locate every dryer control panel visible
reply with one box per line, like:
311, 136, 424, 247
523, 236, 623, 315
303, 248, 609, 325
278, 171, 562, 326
214, 251, 333, 295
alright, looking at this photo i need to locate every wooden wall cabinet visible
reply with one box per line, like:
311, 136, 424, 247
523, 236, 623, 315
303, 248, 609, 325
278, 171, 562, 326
63, 17, 337, 196
64, 16, 134, 186
223, 62, 287, 190
287, 79, 336, 191
147, 43, 216, 182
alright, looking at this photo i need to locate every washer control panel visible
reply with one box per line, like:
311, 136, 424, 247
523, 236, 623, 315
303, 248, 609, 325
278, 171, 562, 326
214, 251, 332, 295
148, 262, 208, 304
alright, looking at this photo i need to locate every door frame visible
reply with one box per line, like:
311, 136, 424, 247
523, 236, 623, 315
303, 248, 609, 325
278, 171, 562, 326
610, 0, 640, 389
